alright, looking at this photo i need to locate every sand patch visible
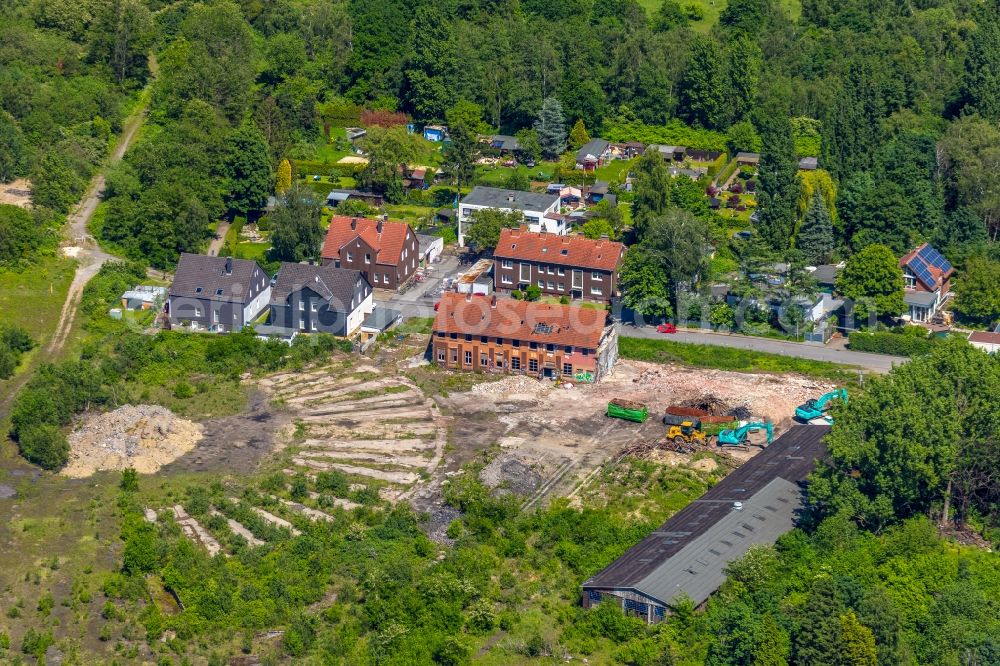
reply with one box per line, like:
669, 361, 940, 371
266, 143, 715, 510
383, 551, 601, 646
0, 178, 32, 208
62, 405, 204, 478
337, 155, 369, 165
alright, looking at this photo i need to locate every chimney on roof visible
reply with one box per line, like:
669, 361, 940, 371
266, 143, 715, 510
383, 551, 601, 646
351, 217, 358, 230
466, 291, 472, 302
507, 192, 515, 202
491, 294, 497, 309
599, 234, 609, 241
376, 219, 383, 234
224, 256, 233, 276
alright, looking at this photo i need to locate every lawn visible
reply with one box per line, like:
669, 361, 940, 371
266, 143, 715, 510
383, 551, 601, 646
0, 256, 75, 347
619, 336, 857, 383
636, 0, 800, 31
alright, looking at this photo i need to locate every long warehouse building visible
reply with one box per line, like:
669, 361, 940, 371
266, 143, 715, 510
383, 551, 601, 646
581, 425, 830, 622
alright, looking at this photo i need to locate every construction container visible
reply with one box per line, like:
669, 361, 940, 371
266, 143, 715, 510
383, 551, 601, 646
607, 399, 648, 423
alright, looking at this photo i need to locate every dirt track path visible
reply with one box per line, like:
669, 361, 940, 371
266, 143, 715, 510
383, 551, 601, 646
0, 62, 154, 419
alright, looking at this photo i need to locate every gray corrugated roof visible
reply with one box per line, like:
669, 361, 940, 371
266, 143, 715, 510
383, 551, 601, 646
635, 477, 803, 606
169, 254, 261, 303
460, 186, 559, 212
576, 138, 610, 161
904, 290, 937, 307
270, 262, 365, 310
811, 264, 840, 284
583, 426, 830, 606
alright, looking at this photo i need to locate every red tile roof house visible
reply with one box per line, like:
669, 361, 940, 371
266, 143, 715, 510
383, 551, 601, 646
492, 228, 626, 304
321, 216, 420, 291
431, 292, 618, 382
898, 243, 955, 323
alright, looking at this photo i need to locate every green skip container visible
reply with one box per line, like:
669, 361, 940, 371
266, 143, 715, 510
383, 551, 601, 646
607, 399, 649, 423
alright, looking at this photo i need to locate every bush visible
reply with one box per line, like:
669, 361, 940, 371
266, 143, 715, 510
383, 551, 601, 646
173, 380, 194, 399
525, 284, 541, 301
18, 424, 70, 470
559, 295, 570, 305
848, 330, 945, 357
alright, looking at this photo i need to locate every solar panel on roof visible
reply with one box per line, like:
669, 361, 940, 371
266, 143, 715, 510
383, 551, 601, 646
920, 245, 952, 272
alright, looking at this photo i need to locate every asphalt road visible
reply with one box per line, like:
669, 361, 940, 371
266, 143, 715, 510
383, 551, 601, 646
620, 324, 905, 374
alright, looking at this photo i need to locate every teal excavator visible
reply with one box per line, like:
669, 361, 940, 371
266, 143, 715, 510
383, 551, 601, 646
717, 422, 773, 449
795, 388, 848, 423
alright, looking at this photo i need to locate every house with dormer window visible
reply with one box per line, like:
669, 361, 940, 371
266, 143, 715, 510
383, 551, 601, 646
898, 243, 954, 322
167, 254, 271, 332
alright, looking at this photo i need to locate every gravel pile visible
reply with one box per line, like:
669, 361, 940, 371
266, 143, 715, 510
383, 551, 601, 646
62, 405, 203, 478
470, 375, 550, 396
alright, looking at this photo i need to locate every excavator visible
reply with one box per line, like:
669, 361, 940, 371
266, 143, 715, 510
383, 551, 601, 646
795, 388, 848, 423
718, 421, 773, 449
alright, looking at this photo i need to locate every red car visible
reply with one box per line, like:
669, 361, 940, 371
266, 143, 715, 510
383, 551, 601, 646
656, 323, 677, 334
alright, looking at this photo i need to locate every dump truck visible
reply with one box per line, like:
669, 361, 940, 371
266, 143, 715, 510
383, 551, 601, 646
718, 421, 773, 449
607, 399, 649, 423
795, 388, 848, 423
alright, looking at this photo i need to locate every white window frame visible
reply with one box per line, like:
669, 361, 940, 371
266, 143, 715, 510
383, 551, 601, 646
502, 259, 513, 269
347, 251, 353, 262
591, 271, 603, 280
591, 286, 603, 296
501, 274, 512, 285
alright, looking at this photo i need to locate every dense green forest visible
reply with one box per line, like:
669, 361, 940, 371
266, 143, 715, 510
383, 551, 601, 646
12, 0, 978, 272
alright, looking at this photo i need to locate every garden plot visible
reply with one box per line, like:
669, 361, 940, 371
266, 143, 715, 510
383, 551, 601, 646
264, 368, 447, 501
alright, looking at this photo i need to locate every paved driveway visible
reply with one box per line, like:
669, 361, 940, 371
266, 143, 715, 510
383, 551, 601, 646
620, 324, 904, 374
380, 253, 463, 319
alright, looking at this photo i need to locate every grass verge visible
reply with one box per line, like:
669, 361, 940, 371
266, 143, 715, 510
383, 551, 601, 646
619, 336, 858, 383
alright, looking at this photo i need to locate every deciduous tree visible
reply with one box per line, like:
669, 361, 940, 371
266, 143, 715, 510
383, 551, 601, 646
756, 113, 799, 251
953, 255, 1000, 324
223, 121, 273, 214
267, 183, 323, 263
835, 244, 905, 321
465, 208, 522, 254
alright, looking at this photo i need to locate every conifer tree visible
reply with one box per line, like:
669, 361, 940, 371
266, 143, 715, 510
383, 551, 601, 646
534, 97, 567, 159
568, 118, 590, 150
276, 158, 292, 194
797, 190, 835, 263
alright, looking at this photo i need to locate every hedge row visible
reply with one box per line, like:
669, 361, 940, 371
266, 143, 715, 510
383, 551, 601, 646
602, 119, 728, 151
294, 160, 366, 178
848, 331, 943, 357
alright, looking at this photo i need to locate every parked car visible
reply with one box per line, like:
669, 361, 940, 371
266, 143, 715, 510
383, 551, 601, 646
657, 323, 677, 334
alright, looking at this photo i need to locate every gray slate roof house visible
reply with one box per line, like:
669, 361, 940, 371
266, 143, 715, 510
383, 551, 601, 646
582, 425, 830, 622
168, 254, 271, 332
457, 186, 562, 246
575, 138, 612, 168
267, 262, 374, 337
491, 135, 521, 152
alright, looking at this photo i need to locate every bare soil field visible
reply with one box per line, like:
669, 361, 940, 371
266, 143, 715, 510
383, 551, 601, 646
435, 359, 834, 510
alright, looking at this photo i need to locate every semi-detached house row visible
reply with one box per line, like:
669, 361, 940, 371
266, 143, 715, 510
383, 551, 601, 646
492, 228, 626, 304
431, 292, 618, 383
167, 254, 271, 332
